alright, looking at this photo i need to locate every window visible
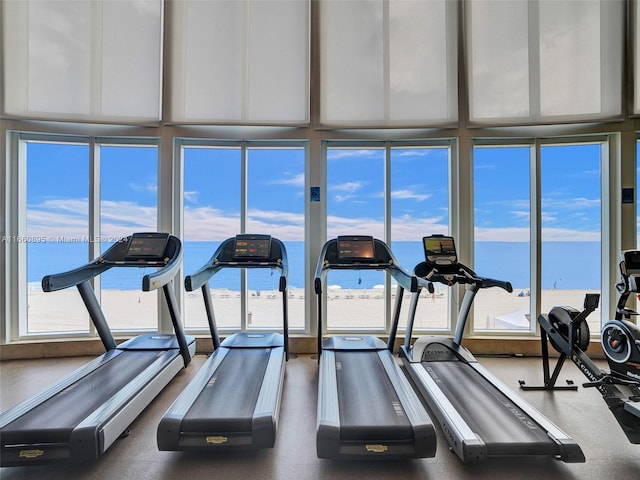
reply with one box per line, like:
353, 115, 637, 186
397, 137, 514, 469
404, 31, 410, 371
182, 144, 305, 332
247, 148, 305, 329
22, 139, 160, 336
473, 145, 531, 332
183, 146, 242, 330
540, 143, 602, 333
326, 146, 385, 330
99, 145, 159, 331
26, 142, 90, 334
323, 144, 450, 332
390, 146, 450, 331
637, 139, 640, 244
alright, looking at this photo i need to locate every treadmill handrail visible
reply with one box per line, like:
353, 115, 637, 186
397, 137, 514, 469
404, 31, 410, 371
314, 238, 417, 294
42, 234, 183, 293
185, 237, 288, 292
414, 261, 512, 293
184, 235, 289, 358
315, 237, 417, 358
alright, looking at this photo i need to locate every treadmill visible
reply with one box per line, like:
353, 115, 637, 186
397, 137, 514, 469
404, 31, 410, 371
157, 234, 289, 451
0, 232, 195, 466
315, 236, 437, 460
398, 234, 585, 463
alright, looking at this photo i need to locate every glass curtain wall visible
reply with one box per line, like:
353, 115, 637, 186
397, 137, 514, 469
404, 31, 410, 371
25, 142, 90, 334
325, 146, 386, 330
540, 144, 602, 333
182, 144, 305, 333
99, 145, 159, 331
473, 146, 531, 332
390, 146, 450, 331
23, 140, 160, 336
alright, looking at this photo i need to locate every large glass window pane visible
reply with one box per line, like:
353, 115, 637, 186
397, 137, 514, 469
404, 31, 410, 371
390, 147, 449, 331
99, 145, 158, 331
183, 147, 241, 330
541, 144, 602, 333
474, 146, 531, 332
247, 148, 305, 329
26, 142, 89, 333
326, 147, 385, 330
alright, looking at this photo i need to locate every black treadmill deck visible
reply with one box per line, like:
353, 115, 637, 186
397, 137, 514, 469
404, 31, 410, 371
421, 360, 561, 456
335, 351, 412, 441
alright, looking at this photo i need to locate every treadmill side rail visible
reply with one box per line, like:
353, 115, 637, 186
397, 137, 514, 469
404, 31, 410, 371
71, 348, 194, 459
316, 351, 341, 459
403, 357, 486, 462
470, 362, 586, 463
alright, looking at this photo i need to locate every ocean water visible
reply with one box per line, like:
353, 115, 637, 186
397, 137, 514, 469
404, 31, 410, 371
26, 241, 601, 291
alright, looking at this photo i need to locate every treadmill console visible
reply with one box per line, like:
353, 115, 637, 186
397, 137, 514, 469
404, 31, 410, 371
232, 234, 272, 260
125, 233, 170, 260
337, 236, 375, 262
423, 235, 457, 268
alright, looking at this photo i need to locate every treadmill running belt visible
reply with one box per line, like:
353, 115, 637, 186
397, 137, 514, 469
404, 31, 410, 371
335, 351, 412, 441
181, 348, 271, 432
424, 361, 560, 455
2, 350, 163, 445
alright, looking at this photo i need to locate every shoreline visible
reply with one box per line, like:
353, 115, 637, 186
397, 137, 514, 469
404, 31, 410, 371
24, 287, 602, 335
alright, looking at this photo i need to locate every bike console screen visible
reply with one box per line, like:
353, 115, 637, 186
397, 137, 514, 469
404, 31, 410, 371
622, 250, 640, 275
423, 235, 457, 268
125, 233, 169, 260
233, 234, 272, 260
337, 236, 375, 262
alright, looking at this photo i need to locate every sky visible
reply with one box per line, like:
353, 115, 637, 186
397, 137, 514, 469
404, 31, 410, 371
24, 141, 609, 244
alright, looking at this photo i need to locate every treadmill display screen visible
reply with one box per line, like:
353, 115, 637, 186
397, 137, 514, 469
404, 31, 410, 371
125, 233, 169, 259
337, 236, 375, 261
423, 235, 457, 266
233, 235, 271, 259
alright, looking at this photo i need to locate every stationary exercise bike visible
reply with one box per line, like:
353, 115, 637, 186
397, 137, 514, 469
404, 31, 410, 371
520, 250, 640, 444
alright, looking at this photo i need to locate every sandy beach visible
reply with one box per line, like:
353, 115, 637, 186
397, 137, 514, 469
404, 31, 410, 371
25, 284, 601, 336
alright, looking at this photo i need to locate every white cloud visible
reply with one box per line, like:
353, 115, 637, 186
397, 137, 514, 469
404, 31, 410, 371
327, 149, 381, 160
332, 181, 363, 193
128, 182, 157, 195
26, 196, 602, 245
184, 190, 199, 203
391, 189, 430, 201
272, 174, 305, 188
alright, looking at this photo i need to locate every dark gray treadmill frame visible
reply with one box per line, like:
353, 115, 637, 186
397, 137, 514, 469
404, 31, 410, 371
398, 254, 585, 463
0, 233, 195, 467
157, 234, 289, 451
314, 236, 436, 460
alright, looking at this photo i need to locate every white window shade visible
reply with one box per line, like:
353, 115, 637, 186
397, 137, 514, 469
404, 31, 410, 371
171, 0, 309, 124
2, 0, 163, 122
468, 0, 623, 125
320, 0, 457, 127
